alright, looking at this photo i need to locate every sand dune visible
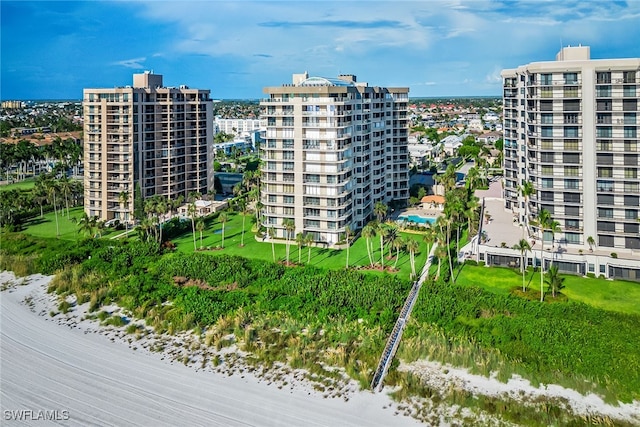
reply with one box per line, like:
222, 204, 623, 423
0, 272, 419, 426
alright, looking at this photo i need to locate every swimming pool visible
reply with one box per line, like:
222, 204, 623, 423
397, 215, 436, 225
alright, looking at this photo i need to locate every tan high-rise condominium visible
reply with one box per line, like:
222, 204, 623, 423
260, 72, 409, 246
83, 72, 213, 223
502, 46, 640, 280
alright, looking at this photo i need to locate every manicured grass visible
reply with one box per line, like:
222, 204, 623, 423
455, 264, 640, 316
17, 207, 117, 241
0, 178, 36, 191
170, 211, 430, 281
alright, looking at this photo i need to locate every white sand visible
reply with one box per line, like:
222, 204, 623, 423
3, 271, 639, 426
0, 272, 420, 427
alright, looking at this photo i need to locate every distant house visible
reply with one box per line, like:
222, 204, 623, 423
177, 199, 228, 218
440, 135, 463, 156
477, 131, 502, 144
420, 195, 445, 210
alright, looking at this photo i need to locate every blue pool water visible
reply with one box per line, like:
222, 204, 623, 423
397, 215, 436, 225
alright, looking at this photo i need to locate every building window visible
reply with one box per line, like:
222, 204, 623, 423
282, 184, 294, 193
541, 126, 553, 137
541, 114, 554, 124
624, 127, 637, 138
624, 181, 639, 192
625, 168, 638, 179
624, 154, 638, 166
597, 221, 616, 232
624, 195, 640, 207
563, 140, 579, 151
565, 219, 580, 230
564, 179, 579, 190
597, 167, 613, 178
564, 73, 578, 84
565, 233, 581, 244
563, 153, 580, 164
563, 100, 580, 111
598, 234, 615, 248
541, 152, 555, 162
282, 139, 294, 149
564, 192, 581, 203
597, 194, 615, 205
596, 72, 611, 84
540, 74, 552, 85
565, 205, 580, 216
541, 165, 554, 175
563, 86, 579, 97
598, 208, 614, 218
623, 86, 637, 97
597, 153, 614, 165
283, 162, 294, 171
564, 166, 579, 176
624, 113, 637, 125
541, 178, 554, 188
597, 127, 612, 138
596, 85, 611, 97
597, 180, 614, 192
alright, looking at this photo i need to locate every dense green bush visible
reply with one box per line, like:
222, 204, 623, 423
412, 281, 640, 401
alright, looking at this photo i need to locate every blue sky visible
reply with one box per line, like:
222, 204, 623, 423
2, 1, 640, 100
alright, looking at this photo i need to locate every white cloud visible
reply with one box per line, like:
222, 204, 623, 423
113, 57, 146, 69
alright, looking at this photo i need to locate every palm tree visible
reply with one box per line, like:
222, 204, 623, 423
75, 212, 96, 238
374, 201, 388, 223
155, 197, 168, 243
512, 239, 532, 292
118, 191, 130, 236
196, 217, 205, 249
295, 232, 305, 264
519, 181, 535, 237
187, 202, 197, 251
362, 223, 376, 267
392, 235, 404, 269
268, 226, 276, 262
405, 238, 420, 280
282, 218, 295, 264
536, 208, 552, 302
344, 225, 352, 269
377, 222, 386, 269
237, 198, 248, 247
57, 175, 73, 218
545, 265, 565, 298
45, 179, 60, 237
218, 211, 229, 248
305, 233, 313, 263
587, 235, 595, 252
422, 223, 436, 260
433, 244, 447, 281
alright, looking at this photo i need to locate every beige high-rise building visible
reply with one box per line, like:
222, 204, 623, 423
260, 72, 409, 246
501, 46, 640, 280
83, 72, 213, 222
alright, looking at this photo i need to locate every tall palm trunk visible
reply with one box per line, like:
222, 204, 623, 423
379, 234, 384, 269
447, 222, 454, 284
540, 239, 545, 302
52, 192, 60, 237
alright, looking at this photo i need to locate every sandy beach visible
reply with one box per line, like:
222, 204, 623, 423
2, 271, 639, 426
0, 272, 421, 427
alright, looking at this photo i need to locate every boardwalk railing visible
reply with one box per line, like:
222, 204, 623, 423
370, 244, 436, 392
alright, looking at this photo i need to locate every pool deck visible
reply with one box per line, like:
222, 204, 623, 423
394, 207, 443, 226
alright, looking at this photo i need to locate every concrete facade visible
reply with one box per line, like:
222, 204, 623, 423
500, 46, 640, 280
83, 72, 213, 222
260, 72, 409, 245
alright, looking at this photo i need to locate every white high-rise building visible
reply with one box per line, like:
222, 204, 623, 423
501, 46, 640, 280
83, 72, 213, 222
260, 72, 409, 246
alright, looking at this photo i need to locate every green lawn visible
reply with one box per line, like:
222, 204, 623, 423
0, 178, 36, 191
16, 206, 117, 240
171, 212, 430, 281
455, 264, 640, 316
